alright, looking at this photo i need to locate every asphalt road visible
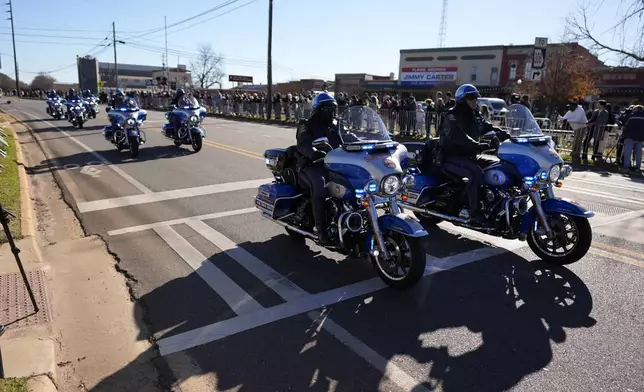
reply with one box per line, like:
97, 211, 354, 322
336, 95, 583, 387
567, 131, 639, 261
5, 98, 644, 392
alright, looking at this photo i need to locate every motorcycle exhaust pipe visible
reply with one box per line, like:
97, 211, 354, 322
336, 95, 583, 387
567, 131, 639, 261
398, 201, 469, 223
260, 212, 318, 240
512, 197, 529, 215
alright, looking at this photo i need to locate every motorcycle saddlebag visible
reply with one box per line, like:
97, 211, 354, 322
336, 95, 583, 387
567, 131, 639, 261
255, 183, 300, 220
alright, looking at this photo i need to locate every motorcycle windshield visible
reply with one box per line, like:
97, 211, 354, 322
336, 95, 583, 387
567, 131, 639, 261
503, 104, 543, 137
178, 96, 200, 110
338, 105, 391, 145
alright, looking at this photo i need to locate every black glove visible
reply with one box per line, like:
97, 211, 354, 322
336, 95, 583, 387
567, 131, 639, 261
312, 150, 326, 161
489, 135, 500, 150
478, 142, 491, 152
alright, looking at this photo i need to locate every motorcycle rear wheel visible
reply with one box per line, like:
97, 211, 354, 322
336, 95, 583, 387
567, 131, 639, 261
370, 230, 426, 289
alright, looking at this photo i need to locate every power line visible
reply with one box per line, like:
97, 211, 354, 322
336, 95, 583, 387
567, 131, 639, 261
122, 0, 248, 41
0, 32, 108, 40
0, 39, 110, 46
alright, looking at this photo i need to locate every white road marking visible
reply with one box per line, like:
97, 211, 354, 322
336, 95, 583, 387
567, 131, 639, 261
559, 185, 644, 207
16, 110, 152, 194
185, 219, 306, 301
591, 208, 644, 228
77, 178, 271, 213
80, 165, 101, 178
263, 134, 273, 138
157, 246, 506, 356
186, 217, 429, 390
309, 310, 431, 392
107, 207, 257, 236
568, 176, 644, 194
154, 225, 263, 315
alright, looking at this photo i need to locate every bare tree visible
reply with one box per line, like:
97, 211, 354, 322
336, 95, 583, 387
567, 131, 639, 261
30, 72, 57, 90
567, 0, 644, 65
537, 43, 599, 111
190, 44, 225, 89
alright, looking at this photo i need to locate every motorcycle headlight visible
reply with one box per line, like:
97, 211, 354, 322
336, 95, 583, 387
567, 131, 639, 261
126, 118, 136, 127
381, 175, 400, 195
548, 165, 561, 182
189, 115, 199, 124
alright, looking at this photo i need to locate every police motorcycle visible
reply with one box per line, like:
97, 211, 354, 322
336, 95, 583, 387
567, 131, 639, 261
45, 96, 65, 120
398, 104, 593, 265
161, 95, 206, 152
65, 97, 87, 129
255, 105, 429, 289
83, 95, 100, 119
103, 98, 147, 158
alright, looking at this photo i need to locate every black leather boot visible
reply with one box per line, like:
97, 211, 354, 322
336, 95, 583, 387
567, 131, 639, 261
311, 198, 330, 245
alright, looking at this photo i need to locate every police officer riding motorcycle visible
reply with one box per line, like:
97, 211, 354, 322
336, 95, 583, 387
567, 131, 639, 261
165, 88, 186, 138
438, 84, 500, 224
295, 93, 342, 245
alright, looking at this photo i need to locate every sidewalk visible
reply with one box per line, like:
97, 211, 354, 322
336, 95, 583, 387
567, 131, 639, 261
0, 112, 160, 391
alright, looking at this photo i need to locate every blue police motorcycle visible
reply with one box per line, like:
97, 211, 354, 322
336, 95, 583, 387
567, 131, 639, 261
45, 97, 65, 120
398, 104, 593, 265
103, 99, 147, 158
255, 105, 428, 289
65, 97, 87, 128
162, 95, 206, 152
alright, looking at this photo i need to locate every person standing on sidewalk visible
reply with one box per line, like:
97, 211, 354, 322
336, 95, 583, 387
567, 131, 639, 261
561, 100, 588, 164
619, 105, 644, 175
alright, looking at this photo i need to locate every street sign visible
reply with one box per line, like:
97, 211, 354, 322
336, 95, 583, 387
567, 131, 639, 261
531, 70, 542, 82
532, 48, 546, 69
229, 75, 253, 83
532, 37, 548, 71
534, 37, 548, 49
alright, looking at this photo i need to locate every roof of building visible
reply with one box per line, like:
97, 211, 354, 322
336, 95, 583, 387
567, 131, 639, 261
98, 62, 160, 72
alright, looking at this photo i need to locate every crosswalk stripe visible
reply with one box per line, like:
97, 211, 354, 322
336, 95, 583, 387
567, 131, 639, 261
185, 220, 306, 301
154, 225, 263, 315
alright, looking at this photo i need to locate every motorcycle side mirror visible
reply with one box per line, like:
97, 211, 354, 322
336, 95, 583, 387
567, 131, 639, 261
313, 137, 329, 150
106, 106, 112, 112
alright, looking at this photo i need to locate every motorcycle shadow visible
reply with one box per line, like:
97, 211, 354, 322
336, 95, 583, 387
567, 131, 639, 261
345, 251, 597, 392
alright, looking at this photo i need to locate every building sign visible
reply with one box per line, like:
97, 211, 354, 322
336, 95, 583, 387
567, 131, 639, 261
229, 75, 253, 83
400, 67, 458, 86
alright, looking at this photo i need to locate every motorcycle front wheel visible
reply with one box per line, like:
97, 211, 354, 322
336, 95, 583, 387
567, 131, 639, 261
370, 230, 426, 289
192, 136, 203, 152
527, 213, 592, 265
129, 136, 139, 158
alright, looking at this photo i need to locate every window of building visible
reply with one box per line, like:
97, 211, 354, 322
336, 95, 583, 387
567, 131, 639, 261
490, 67, 499, 85
405, 56, 434, 62
436, 56, 458, 61
461, 54, 496, 60
509, 61, 517, 80
470, 66, 477, 82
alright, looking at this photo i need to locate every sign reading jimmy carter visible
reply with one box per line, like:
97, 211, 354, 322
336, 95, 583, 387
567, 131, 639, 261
400, 67, 458, 86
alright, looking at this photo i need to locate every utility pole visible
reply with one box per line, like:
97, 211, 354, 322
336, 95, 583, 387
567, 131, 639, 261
7, 0, 19, 96
164, 16, 169, 89
266, 0, 273, 118
112, 21, 118, 89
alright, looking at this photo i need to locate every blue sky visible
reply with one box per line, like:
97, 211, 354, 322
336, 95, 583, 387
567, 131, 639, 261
0, 0, 631, 87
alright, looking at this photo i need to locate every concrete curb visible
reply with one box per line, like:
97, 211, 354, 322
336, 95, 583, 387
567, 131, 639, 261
0, 110, 57, 391
7, 116, 44, 263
